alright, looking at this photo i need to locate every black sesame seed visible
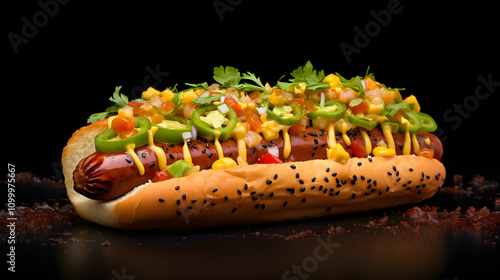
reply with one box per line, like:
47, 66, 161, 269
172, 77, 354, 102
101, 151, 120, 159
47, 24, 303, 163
202, 150, 206, 154
274, 174, 278, 180
367, 184, 372, 189
373, 180, 377, 186
191, 199, 197, 203
406, 187, 411, 190
353, 175, 357, 181
324, 177, 329, 183
407, 180, 412, 184
368, 157, 372, 163
211, 201, 217, 206
313, 145, 318, 150
142, 153, 146, 158
418, 190, 422, 194
403, 183, 407, 187
175, 186, 180, 190
208, 152, 213, 158
205, 143, 210, 148
323, 189, 328, 194
357, 162, 362, 166
387, 171, 393, 176
335, 191, 340, 196
311, 152, 315, 157
314, 139, 319, 144
212, 188, 218, 193
176, 210, 181, 215
367, 179, 372, 183
252, 148, 256, 154
250, 191, 256, 195
224, 195, 228, 201
169, 154, 175, 159
312, 177, 317, 182
422, 184, 426, 188
319, 185, 323, 191
231, 207, 237, 213
290, 165, 296, 169
270, 192, 274, 197
203, 198, 207, 203
327, 207, 332, 212
149, 163, 155, 168
393, 166, 397, 172
352, 193, 357, 198
311, 186, 316, 190
379, 192, 382, 195
266, 180, 273, 185
329, 193, 334, 196
302, 197, 307, 202
169, 143, 175, 147
396, 171, 400, 176
397, 177, 402, 182
332, 172, 337, 177
158, 198, 165, 202
125, 158, 132, 164
351, 180, 356, 185
361, 175, 365, 180
386, 186, 390, 192
182, 194, 187, 200
244, 184, 248, 190
409, 168, 414, 172
341, 180, 347, 185
262, 143, 267, 148
252, 197, 257, 201
299, 179, 305, 184
326, 168, 330, 172
300, 187, 306, 192
255, 204, 260, 209
296, 173, 300, 178
237, 189, 242, 195
187, 206, 193, 210
364, 192, 370, 195
176, 199, 180, 205
261, 204, 266, 209
259, 193, 265, 196
283, 201, 288, 207
228, 152, 232, 156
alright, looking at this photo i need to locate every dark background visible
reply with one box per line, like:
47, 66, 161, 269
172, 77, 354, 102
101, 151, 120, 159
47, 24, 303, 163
5, 0, 500, 182
3, 1, 500, 280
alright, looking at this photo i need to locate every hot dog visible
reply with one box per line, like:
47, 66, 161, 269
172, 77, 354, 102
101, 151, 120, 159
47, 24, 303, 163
62, 61, 446, 229
73, 127, 443, 201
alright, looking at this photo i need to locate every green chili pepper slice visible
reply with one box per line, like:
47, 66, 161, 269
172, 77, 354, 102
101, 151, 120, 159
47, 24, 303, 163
266, 102, 303, 126
307, 100, 346, 120
347, 114, 378, 130
94, 117, 151, 152
397, 111, 422, 134
153, 114, 192, 144
191, 104, 238, 140
416, 112, 437, 132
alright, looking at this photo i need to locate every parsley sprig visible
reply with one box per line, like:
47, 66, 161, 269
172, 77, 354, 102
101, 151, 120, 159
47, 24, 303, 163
278, 61, 330, 91
87, 86, 129, 124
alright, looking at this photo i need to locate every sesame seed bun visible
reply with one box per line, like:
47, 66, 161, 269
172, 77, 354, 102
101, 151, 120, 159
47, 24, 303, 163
62, 121, 445, 229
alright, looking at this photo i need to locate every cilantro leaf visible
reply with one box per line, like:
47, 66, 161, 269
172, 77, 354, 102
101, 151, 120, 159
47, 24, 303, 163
384, 99, 412, 119
191, 93, 225, 105
87, 86, 129, 124
184, 82, 209, 92
288, 61, 330, 90
335, 72, 366, 96
236, 72, 268, 92
213, 66, 241, 89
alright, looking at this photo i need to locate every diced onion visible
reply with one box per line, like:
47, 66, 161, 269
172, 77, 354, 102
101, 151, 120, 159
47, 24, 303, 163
191, 125, 198, 140
182, 132, 193, 141
217, 103, 229, 114
220, 96, 226, 103
320, 92, 325, 107
268, 145, 279, 158
257, 107, 267, 116
199, 91, 210, 98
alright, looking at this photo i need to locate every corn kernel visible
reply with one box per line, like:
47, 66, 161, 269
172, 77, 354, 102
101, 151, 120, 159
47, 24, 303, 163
372, 146, 396, 157
270, 90, 286, 106
323, 74, 340, 88
160, 89, 175, 102
212, 157, 238, 170
118, 107, 134, 118
403, 95, 420, 112
142, 87, 160, 100
194, 89, 205, 96
180, 90, 198, 104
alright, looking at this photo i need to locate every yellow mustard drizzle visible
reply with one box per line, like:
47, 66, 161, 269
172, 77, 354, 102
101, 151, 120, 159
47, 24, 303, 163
359, 130, 372, 155
341, 122, 351, 146
282, 127, 291, 160
381, 123, 396, 150
327, 122, 336, 150
125, 143, 145, 175
400, 117, 411, 155
233, 123, 247, 164
212, 131, 238, 170
148, 127, 167, 170
411, 133, 420, 153
213, 131, 224, 159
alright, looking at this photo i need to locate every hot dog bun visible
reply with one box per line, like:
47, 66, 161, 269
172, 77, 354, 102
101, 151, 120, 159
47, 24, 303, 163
62, 120, 446, 229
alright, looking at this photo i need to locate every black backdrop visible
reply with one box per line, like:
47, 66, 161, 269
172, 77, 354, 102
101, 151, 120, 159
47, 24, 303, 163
5, 0, 500, 181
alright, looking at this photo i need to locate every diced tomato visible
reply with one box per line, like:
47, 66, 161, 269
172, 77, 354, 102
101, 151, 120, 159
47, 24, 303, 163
161, 100, 175, 113
243, 108, 262, 131
416, 147, 434, 159
112, 116, 136, 133
350, 139, 367, 158
224, 95, 243, 115
153, 170, 173, 182
293, 97, 305, 106
258, 153, 283, 164
248, 91, 260, 100
350, 101, 369, 115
